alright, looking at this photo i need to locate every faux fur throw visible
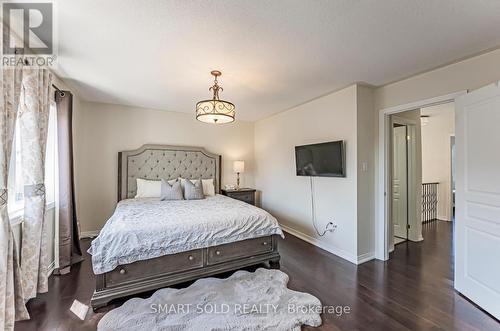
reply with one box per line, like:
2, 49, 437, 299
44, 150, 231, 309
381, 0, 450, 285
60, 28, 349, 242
98, 268, 322, 330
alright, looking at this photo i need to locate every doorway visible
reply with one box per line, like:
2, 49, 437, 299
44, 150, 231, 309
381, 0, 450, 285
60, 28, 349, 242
450, 135, 455, 221
392, 124, 408, 244
376, 91, 465, 261
389, 102, 456, 252
390, 115, 418, 250
377, 85, 500, 319
421, 102, 456, 225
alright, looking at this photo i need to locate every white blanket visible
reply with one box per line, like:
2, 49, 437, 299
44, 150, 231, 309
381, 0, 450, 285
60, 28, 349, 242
89, 195, 283, 274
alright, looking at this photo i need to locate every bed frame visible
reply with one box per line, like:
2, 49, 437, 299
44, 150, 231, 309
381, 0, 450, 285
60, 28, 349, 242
91, 144, 280, 309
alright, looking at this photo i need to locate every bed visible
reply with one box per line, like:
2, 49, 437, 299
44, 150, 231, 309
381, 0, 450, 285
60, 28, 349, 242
90, 144, 283, 309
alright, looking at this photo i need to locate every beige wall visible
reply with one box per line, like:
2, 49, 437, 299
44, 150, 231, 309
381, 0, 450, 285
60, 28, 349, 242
374, 48, 500, 110
73, 102, 255, 233
356, 85, 375, 259
421, 103, 455, 221
255, 85, 376, 263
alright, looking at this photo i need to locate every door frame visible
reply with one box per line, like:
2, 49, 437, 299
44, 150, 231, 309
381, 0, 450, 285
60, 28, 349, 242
390, 116, 417, 250
376, 91, 467, 260
449, 135, 455, 222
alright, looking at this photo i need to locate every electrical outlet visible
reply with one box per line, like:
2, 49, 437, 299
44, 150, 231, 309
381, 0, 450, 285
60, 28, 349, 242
326, 222, 337, 232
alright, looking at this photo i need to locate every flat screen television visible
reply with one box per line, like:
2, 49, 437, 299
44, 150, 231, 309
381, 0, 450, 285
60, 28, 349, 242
295, 140, 345, 177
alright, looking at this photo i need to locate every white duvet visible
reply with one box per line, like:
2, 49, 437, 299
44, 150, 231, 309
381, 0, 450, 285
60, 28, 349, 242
89, 194, 284, 274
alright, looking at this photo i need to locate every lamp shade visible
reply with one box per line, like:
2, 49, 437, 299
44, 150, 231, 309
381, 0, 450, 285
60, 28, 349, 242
233, 160, 245, 173
196, 70, 235, 124
196, 99, 235, 124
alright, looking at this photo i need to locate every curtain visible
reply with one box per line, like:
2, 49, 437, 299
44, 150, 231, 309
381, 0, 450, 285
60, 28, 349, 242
0, 64, 29, 329
54, 91, 83, 274
18, 68, 53, 301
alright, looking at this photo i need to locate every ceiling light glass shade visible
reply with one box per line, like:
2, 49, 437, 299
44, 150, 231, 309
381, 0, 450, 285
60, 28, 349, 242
196, 70, 235, 124
196, 99, 235, 124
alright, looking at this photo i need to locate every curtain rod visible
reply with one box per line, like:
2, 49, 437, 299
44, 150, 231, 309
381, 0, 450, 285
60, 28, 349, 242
52, 84, 66, 97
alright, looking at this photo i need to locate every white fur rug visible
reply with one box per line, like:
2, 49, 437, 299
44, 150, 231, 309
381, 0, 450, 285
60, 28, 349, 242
98, 268, 322, 331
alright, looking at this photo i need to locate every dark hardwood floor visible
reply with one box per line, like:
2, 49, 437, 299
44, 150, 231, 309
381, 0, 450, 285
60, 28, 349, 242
15, 220, 500, 330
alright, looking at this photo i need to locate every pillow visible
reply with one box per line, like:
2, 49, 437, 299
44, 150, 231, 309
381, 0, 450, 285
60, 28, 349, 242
184, 179, 205, 200
201, 179, 216, 196
135, 178, 176, 198
179, 178, 215, 196
160, 179, 184, 201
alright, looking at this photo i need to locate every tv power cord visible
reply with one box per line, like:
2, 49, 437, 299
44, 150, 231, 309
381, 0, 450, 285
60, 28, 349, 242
310, 176, 338, 236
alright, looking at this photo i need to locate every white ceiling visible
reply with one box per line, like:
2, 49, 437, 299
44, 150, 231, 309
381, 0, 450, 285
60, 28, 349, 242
54, 0, 500, 121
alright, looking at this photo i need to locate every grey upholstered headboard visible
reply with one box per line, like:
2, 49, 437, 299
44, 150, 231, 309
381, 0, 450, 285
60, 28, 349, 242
118, 144, 221, 201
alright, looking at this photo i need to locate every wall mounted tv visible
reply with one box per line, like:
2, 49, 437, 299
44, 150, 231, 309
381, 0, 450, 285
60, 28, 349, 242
295, 140, 346, 177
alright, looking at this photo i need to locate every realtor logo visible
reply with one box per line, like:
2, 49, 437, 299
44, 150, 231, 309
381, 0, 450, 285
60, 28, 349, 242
2, 1, 56, 66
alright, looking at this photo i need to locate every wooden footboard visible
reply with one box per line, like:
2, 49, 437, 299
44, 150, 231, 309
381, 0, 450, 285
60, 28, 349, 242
91, 235, 280, 309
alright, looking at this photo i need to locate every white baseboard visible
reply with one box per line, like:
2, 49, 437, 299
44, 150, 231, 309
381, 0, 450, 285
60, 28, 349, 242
357, 252, 375, 264
409, 232, 424, 242
280, 224, 358, 265
80, 230, 100, 239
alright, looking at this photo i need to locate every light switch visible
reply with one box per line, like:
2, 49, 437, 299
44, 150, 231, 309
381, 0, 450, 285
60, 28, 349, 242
362, 162, 368, 172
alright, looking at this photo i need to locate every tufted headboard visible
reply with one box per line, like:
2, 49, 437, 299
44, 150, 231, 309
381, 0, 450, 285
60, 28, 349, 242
117, 144, 221, 201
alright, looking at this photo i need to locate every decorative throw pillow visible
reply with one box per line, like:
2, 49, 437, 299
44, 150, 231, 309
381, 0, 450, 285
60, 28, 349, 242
184, 179, 205, 200
179, 178, 215, 196
160, 179, 184, 201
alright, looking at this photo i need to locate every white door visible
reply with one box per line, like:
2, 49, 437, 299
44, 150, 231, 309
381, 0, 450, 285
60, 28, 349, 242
455, 82, 500, 319
392, 125, 408, 239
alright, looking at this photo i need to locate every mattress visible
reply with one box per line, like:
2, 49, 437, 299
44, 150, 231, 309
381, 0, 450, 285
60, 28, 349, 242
89, 194, 283, 274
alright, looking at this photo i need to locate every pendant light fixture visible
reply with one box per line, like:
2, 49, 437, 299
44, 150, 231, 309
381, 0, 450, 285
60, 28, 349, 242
196, 70, 235, 124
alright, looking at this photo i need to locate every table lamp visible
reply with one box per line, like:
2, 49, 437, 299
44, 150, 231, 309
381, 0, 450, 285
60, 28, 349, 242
233, 160, 245, 190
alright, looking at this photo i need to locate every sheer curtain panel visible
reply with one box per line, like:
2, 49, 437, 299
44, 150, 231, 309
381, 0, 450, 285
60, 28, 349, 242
0, 63, 29, 330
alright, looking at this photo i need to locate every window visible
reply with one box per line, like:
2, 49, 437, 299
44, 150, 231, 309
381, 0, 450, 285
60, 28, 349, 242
8, 116, 24, 216
45, 101, 57, 205
8, 101, 57, 219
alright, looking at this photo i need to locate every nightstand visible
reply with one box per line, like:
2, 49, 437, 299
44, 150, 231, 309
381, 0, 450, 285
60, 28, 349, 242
221, 188, 256, 206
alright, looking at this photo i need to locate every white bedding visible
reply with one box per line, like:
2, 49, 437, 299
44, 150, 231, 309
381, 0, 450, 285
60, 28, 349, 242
89, 194, 284, 274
